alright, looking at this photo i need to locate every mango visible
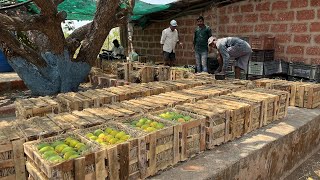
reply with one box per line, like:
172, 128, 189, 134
105, 128, 113, 134
94, 129, 104, 136
63, 151, 78, 160
37, 143, 50, 150
61, 147, 75, 154
39, 146, 54, 154
68, 154, 80, 160
51, 141, 64, 148
55, 144, 68, 153
115, 131, 126, 139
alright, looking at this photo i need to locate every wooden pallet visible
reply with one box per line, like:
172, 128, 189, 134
75, 122, 147, 179
119, 114, 179, 177
150, 108, 206, 161
24, 133, 99, 179
175, 103, 229, 150
15, 97, 60, 119
0, 126, 26, 180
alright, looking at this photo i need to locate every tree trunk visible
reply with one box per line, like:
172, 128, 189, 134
0, 0, 127, 95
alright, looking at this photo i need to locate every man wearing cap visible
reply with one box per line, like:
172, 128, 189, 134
193, 16, 212, 73
160, 20, 183, 66
208, 36, 252, 79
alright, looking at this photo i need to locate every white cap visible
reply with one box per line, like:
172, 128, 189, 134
170, 20, 178, 26
208, 36, 217, 45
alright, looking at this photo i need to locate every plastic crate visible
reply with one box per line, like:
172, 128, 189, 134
251, 50, 274, 62
288, 62, 320, 80
225, 58, 235, 71
249, 36, 275, 50
264, 60, 289, 75
225, 71, 247, 79
248, 61, 264, 75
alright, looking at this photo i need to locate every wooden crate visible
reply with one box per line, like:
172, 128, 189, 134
150, 108, 206, 161
249, 36, 275, 50
24, 133, 99, 180
16, 116, 68, 141
119, 114, 179, 177
218, 95, 264, 132
56, 92, 92, 112
15, 97, 60, 119
232, 90, 279, 125
0, 125, 26, 180
153, 81, 179, 92
47, 112, 99, 130
83, 107, 128, 122
210, 83, 247, 92
169, 69, 185, 80
140, 95, 179, 108
294, 83, 320, 109
203, 98, 251, 141
271, 81, 299, 107
216, 79, 256, 89
154, 66, 170, 81
175, 103, 229, 150
254, 78, 284, 88
182, 86, 230, 99
76, 122, 147, 179
251, 89, 289, 119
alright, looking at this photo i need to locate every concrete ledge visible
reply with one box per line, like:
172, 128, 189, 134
150, 107, 320, 180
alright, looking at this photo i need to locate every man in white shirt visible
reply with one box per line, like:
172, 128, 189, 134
111, 39, 125, 59
160, 20, 183, 66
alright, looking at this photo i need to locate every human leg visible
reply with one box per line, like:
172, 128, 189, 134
195, 51, 202, 72
234, 52, 251, 79
169, 52, 176, 67
201, 51, 208, 72
235, 66, 241, 79
163, 51, 170, 66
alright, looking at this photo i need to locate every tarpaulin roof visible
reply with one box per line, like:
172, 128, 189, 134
16, 0, 171, 21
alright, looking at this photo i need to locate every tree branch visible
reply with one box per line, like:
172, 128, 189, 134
32, 0, 57, 15
75, 0, 121, 64
67, 22, 92, 42
0, 29, 47, 67
0, 13, 46, 31
54, 0, 64, 6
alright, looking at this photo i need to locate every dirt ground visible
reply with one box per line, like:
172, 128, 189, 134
285, 150, 320, 180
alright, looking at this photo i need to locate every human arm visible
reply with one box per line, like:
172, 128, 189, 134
217, 43, 230, 71
160, 29, 166, 45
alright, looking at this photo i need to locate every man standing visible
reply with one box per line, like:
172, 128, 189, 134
193, 16, 212, 72
160, 20, 183, 66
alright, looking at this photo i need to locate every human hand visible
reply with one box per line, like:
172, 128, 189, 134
179, 42, 183, 48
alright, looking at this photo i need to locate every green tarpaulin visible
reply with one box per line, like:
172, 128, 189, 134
15, 0, 171, 21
